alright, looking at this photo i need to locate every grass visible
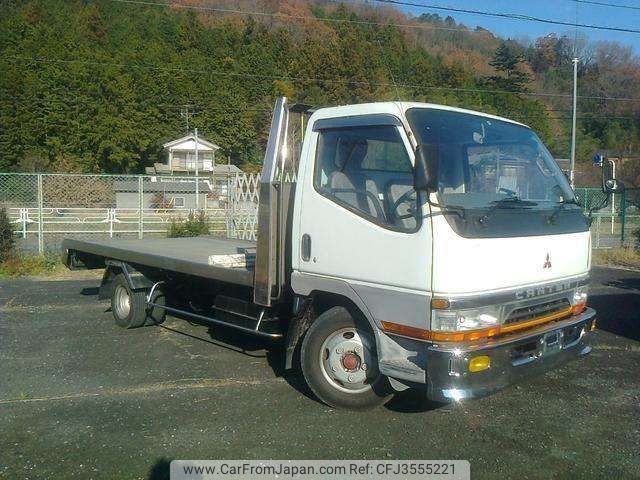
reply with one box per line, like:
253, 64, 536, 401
167, 211, 210, 238
0, 254, 66, 278
592, 247, 640, 270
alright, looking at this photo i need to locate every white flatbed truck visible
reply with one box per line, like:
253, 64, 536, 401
63, 97, 607, 410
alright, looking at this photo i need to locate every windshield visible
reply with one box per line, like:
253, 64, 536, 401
406, 108, 576, 210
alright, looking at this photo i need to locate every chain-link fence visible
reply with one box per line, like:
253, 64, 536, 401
575, 187, 640, 249
2, 172, 637, 254
0, 172, 261, 254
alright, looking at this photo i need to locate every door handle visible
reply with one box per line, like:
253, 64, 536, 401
301, 234, 311, 261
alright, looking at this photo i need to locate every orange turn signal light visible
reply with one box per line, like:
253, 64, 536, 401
431, 299, 450, 310
571, 302, 587, 315
381, 305, 577, 343
380, 321, 499, 342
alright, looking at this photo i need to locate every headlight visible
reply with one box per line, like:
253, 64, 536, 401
572, 286, 588, 305
431, 305, 501, 332
571, 286, 588, 313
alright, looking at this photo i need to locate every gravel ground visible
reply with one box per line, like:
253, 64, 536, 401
0, 267, 639, 479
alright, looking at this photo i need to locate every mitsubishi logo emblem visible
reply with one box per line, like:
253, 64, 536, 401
543, 252, 552, 269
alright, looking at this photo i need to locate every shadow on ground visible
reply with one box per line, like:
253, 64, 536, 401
384, 390, 445, 413
74, 282, 545, 413
590, 274, 640, 342
147, 457, 172, 480
80, 287, 100, 296
159, 316, 321, 404
589, 293, 639, 341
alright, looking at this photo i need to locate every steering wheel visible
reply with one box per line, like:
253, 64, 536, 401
330, 188, 387, 221
390, 189, 417, 220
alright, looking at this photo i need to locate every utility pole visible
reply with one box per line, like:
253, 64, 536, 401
611, 160, 616, 234
569, 57, 579, 188
180, 105, 195, 132
195, 127, 199, 210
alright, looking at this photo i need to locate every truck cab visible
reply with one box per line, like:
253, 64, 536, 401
287, 100, 595, 407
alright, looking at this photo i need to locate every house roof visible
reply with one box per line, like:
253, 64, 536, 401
162, 134, 220, 151
213, 164, 243, 174
114, 180, 212, 193
147, 163, 243, 175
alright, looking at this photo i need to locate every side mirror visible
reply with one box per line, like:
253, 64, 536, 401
414, 144, 438, 191
602, 159, 624, 193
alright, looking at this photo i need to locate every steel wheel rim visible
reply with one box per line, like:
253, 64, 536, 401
319, 327, 374, 394
114, 285, 131, 319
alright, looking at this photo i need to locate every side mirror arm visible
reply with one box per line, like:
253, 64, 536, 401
414, 144, 438, 191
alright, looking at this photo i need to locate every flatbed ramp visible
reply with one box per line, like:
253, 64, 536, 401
63, 236, 256, 286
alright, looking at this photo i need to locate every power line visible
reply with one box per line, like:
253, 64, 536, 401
103, 0, 640, 102
1, 54, 577, 100
7, 53, 640, 103
516, 115, 639, 120
0, 84, 276, 112
568, 0, 640, 11
2, 90, 637, 121
372, 0, 640, 34
0, 93, 275, 113
109, 0, 488, 36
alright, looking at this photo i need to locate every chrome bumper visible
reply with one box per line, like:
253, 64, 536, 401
424, 308, 596, 402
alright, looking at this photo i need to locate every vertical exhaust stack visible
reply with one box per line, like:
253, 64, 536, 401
253, 97, 289, 307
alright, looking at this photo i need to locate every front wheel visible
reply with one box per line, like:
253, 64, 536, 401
301, 306, 392, 410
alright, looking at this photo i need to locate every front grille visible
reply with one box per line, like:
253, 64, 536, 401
505, 298, 571, 325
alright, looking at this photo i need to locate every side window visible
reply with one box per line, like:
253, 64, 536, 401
313, 124, 418, 232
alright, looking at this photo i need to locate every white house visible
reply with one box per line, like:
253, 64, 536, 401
141, 134, 244, 207
156, 134, 221, 174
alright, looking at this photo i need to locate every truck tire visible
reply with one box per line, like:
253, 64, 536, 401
301, 306, 392, 410
110, 274, 165, 328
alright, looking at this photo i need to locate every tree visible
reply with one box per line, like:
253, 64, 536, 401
1, 0, 638, 180
0, 208, 15, 263
486, 41, 531, 92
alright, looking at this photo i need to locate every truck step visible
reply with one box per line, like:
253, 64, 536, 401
145, 284, 282, 339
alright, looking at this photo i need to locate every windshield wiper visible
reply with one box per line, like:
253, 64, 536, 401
557, 197, 581, 206
427, 198, 467, 221
489, 197, 538, 208
478, 196, 538, 224
548, 197, 581, 224
442, 203, 467, 221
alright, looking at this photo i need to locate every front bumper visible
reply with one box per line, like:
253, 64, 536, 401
424, 307, 596, 402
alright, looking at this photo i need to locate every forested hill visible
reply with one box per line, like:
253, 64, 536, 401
1, 0, 639, 183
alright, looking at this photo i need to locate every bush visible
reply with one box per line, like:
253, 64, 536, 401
167, 211, 210, 238
592, 247, 640, 270
0, 207, 15, 263
0, 255, 63, 277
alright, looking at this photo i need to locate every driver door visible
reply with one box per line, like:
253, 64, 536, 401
295, 116, 432, 317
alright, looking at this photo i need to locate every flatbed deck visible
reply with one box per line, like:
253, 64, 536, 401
63, 236, 256, 287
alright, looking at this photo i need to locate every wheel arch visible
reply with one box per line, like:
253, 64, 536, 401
99, 260, 155, 300
285, 272, 379, 370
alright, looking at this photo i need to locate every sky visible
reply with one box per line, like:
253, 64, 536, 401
397, 0, 640, 54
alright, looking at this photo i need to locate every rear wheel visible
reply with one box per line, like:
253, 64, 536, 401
301, 306, 392, 410
110, 273, 165, 328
